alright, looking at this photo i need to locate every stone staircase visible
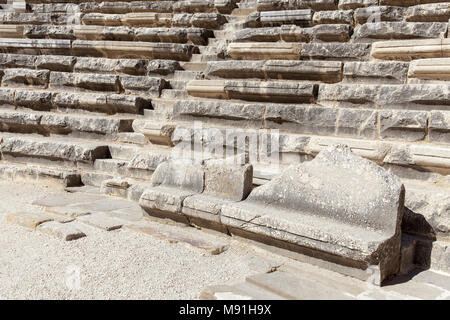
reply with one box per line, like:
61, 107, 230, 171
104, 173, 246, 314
1, 0, 450, 285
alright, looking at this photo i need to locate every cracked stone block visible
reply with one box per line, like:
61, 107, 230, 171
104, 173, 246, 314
37, 221, 86, 241
380, 110, 428, 141
78, 213, 123, 231
221, 145, 405, 285
7, 212, 53, 229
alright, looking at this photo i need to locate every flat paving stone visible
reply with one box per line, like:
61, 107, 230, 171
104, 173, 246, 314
106, 206, 146, 222
77, 213, 124, 231
37, 221, 86, 241
200, 283, 285, 300
32, 193, 105, 207
73, 198, 135, 213
6, 212, 53, 229
125, 220, 230, 255
45, 205, 91, 218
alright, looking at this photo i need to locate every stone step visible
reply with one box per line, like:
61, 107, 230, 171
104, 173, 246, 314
180, 61, 206, 71
161, 88, 189, 99
173, 70, 203, 80
0, 87, 151, 115
371, 38, 450, 61
0, 108, 134, 139
168, 80, 187, 90
0, 133, 110, 168
200, 282, 285, 300
0, 161, 81, 187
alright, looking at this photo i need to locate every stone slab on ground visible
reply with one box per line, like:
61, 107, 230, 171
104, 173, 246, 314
200, 282, 285, 300
6, 212, 53, 229
77, 213, 124, 231
32, 192, 106, 208
37, 221, 86, 241
125, 219, 230, 255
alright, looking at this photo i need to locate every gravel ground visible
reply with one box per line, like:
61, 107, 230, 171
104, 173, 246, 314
0, 181, 286, 300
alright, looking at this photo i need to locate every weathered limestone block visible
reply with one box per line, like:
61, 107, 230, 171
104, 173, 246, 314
371, 38, 449, 60
222, 145, 404, 284
78, 1, 131, 14
264, 104, 339, 135
378, 84, 450, 108
0, 88, 15, 106
0, 109, 42, 134
0, 25, 24, 38
82, 13, 123, 26
2, 68, 49, 88
119, 75, 167, 96
129, 1, 175, 13
257, 0, 338, 11
343, 61, 409, 83
204, 60, 266, 79
49, 72, 120, 92
35, 55, 75, 72
182, 159, 253, 231
408, 58, 450, 81
72, 40, 196, 61
38, 221, 86, 241
73, 26, 134, 41
139, 159, 204, 222
318, 83, 380, 108
173, 99, 265, 124
128, 152, 169, 173
7, 212, 53, 229
354, 6, 406, 24
406, 3, 450, 22
429, 110, 450, 143
338, 0, 378, 10
173, 0, 215, 13
380, 0, 450, 7
14, 89, 53, 110
186, 79, 227, 99
116, 59, 148, 75
0, 53, 35, 69
0, 135, 109, 166
207, 60, 343, 82
172, 13, 194, 27
353, 22, 447, 42
235, 27, 283, 42
312, 10, 354, 25
225, 80, 317, 103
134, 27, 210, 45
311, 24, 352, 42
53, 92, 149, 114
147, 59, 181, 75
121, 12, 172, 27
0, 38, 71, 55
380, 110, 428, 141
24, 25, 75, 40
227, 42, 302, 60
0, 12, 52, 25
403, 182, 450, 238
302, 42, 370, 60
40, 113, 133, 138
245, 9, 313, 27
191, 13, 227, 29
336, 108, 378, 138
132, 119, 176, 145
73, 57, 118, 73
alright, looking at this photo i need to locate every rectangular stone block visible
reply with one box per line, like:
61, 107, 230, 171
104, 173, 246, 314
119, 75, 166, 96
73, 57, 118, 73
14, 89, 53, 110
352, 22, 447, 43
371, 38, 443, 60
338, 0, 377, 10
312, 10, 354, 25
343, 61, 409, 83
408, 58, 450, 81
49, 71, 120, 92
35, 55, 75, 72
354, 6, 406, 24
227, 42, 302, 60
7, 212, 53, 229
78, 213, 123, 231
186, 79, 227, 99
0, 38, 71, 55
429, 110, 450, 143
225, 80, 317, 103
380, 110, 429, 141
0, 25, 24, 38
121, 12, 172, 27
406, 3, 450, 22
72, 40, 195, 61
2, 68, 49, 89
37, 221, 86, 241
301, 43, 371, 61
74, 25, 134, 41
0, 53, 35, 69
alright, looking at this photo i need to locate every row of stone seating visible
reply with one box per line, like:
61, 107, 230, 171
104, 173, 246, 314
0, 12, 227, 28
139, 146, 404, 285
0, 53, 182, 75
26, 0, 238, 14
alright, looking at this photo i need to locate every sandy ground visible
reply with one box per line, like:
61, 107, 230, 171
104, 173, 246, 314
0, 181, 287, 300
